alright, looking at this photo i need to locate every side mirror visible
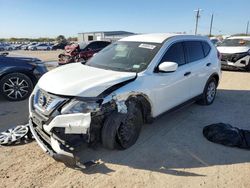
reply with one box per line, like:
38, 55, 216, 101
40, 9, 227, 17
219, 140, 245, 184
158, 61, 178, 72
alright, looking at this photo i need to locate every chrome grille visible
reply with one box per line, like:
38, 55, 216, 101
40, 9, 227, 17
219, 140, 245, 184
33, 89, 66, 116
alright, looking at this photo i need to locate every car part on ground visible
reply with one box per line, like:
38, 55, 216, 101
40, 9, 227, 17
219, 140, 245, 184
0, 55, 47, 101
0, 124, 33, 145
203, 123, 250, 149
58, 41, 111, 65
29, 33, 221, 166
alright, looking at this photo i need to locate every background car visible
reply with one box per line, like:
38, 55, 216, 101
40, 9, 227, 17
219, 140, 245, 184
52, 43, 67, 50
21, 42, 37, 50
28, 43, 53, 50
0, 43, 15, 51
0, 54, 48, 101
217, 36, 250, 71
58, 41, 111, 65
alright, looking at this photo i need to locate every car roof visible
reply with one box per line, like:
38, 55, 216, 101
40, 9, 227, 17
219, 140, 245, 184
119, 33, 209, 43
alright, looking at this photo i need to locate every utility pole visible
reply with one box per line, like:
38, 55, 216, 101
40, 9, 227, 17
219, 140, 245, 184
246, 21, 249, 35
209, 14, 214, 37
194, 8, 202, 35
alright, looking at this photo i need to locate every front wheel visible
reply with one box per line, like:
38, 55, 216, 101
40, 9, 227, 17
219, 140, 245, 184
0, 73, 33, 101
246, 60, 250, 72
102, 100, 143, 150
197, 77, 217, 105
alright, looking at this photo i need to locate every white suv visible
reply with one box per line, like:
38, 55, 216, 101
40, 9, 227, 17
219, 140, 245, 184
29, 33, 221, 166
217, 36, 250, 71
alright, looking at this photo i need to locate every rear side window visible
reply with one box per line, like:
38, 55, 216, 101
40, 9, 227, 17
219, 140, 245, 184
161, 42, 185, 66
184, 41, 204, 63
202, 41, 211, 57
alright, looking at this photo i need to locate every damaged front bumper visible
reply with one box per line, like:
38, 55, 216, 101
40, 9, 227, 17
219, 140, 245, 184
221, 53, 250, 69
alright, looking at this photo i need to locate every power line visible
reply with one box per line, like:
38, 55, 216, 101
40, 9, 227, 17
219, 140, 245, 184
194, 8, 202, 35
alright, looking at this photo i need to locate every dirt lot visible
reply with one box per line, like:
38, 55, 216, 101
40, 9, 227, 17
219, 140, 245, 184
0, 51, 250, 188
8, 50, 63, 62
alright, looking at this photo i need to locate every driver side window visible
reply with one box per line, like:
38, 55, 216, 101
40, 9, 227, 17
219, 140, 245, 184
161, 42, 185, 66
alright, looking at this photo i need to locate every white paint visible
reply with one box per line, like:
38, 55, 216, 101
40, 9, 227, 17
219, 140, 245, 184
217, 46, 250, 54
38, 63, 136, 97
43, 113, 91, 134
119, 33, 179, 43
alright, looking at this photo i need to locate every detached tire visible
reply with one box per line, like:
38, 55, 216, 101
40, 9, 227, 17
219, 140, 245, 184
0, 73, 33, 101
197, 77, 217, 105
102, 100, 143, 150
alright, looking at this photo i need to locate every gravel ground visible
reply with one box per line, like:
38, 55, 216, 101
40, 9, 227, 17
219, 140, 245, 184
0, 51, 249, 188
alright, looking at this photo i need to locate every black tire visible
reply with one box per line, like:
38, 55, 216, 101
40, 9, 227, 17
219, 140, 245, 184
102, 100, 143, 150
33, 47, 37, 51
47, 47, 50, 50
246, 60, 250, 72
197, 77, 217, 105
0, 73, 33, 101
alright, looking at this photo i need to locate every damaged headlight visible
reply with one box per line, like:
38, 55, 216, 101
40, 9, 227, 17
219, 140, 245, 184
61, 100, 99, 114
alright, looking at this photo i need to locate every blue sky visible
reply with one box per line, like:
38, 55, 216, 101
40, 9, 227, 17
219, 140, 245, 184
0, 0, 249, 38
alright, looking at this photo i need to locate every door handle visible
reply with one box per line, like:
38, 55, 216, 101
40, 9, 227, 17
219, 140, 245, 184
184, 72, 191, 76
206, 63, 211, 67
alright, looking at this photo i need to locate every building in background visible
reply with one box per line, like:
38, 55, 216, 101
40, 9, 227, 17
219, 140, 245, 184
78, 31, 135, 43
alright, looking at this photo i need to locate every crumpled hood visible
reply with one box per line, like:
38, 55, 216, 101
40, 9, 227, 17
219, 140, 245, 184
38, 63, 136, 97
217, 46, 250, 54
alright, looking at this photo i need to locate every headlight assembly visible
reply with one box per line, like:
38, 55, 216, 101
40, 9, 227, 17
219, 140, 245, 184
61, 100, 99, 114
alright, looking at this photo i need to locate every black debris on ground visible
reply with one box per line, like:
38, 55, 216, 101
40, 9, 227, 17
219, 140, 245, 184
203, 123, 250, 149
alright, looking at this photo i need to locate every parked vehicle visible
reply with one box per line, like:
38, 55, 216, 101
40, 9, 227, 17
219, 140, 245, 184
28, 43, 53, 51
0, 43, 14, 51
217, 36, 250, 71
21, 42, 37, 50
58, 41, 111, 65
52, 43, 67, 50
29, 33, 221, 166
0, 54, 47, 101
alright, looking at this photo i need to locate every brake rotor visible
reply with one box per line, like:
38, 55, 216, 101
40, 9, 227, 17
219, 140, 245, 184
0, 125, 29, 145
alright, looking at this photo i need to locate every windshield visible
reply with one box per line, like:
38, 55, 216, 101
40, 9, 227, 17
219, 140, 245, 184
218, 39, 250, 47
86, 41, 161, 72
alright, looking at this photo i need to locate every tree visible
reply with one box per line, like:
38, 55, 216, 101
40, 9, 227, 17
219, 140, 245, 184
56, 35, 67, 44
67, 37, 77, 42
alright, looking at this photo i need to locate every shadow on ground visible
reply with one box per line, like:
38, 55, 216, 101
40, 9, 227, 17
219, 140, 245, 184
74, 89, 250, 176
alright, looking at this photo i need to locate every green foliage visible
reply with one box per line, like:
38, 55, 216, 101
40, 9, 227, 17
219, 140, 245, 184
56, 35, 67, 44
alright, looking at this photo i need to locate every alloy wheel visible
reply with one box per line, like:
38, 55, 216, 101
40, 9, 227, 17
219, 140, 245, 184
206, 81, 216, 103
3, 77, 29, 100
0, 125, 29, 145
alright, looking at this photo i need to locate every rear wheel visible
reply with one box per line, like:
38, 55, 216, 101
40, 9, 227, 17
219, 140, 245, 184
102, 100, 143, 150
246, 60, 250, 72
197, 77, 217, 105
0, 73, 33, 101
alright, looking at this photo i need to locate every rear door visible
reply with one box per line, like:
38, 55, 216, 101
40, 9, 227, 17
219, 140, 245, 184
183, 41, 211, 97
